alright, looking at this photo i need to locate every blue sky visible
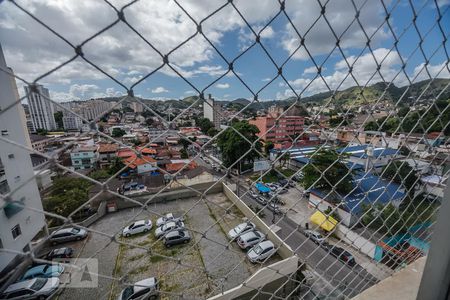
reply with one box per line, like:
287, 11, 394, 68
1, 0, 449, 102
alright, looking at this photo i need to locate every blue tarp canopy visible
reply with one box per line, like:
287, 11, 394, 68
255, 182, 271, 193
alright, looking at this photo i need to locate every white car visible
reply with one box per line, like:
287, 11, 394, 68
156, 213, 174, 227
155, 220, 185, 238
1, 278, 60, 300
118, 277, 158, 300
236, 230, 265, 250
123, 220, 152, 237
303, 230, 326, 244
247, 240, 277, 263
227, 222, 256, 240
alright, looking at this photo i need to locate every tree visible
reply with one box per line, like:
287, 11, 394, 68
109, 157, 125, 175
301, 149, 353, 194
54, 111, 63, 129
279, 152, 291, 168
36, 128, 48, 136
179, 138, 190, 150
132, 139, 141, 146
145, 118, 154, 126
195, 117, 214, 134
217, 120, 262, 170
207, 127, 218, 137
264, 141, 274, 156
180, 148, 188, 159
111, 128, 126, 137
382, 161, 418, 198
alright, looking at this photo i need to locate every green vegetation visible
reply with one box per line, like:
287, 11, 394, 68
217, 120, 262, 170
362, 196, 437, 235
54, 111, 63, 129
36, 128, 48, 136
194, 117, 215, 135
264, 141, 274, 156
365, 99, 450, 134
301, 149, 353, 194
381, 161, 418, 200
43, 177, 93, 218
111, 127, 126, 137
89, 157, 125, 179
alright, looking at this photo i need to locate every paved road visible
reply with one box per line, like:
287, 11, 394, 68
236, 186, 378, 298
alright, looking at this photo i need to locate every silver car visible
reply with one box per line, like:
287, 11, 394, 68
118, 277, 158, 300
227, 222, 256, 240
154, 220, 185, 238
49, 227, 88, 245
236, 230, 265, 250
247, 240, 277, 263
1, 278, 59, 300
155, 213, 174, 227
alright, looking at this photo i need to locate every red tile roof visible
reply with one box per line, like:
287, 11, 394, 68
98, 143, 119, 153
123, 155, 156, 169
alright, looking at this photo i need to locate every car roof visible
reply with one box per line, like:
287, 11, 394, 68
133, 277, 156, 293
240, 230, 261, 240
53, 227, 77, 234
4, 279, 37, 292
134, 220, 147, 226
165, 213, 174, 218
165, 229, 184, 238
258, 240, 274, 249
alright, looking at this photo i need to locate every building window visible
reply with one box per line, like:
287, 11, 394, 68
8, 154, 14, 159
11, 224, 22, 239
1, 130, 8, 136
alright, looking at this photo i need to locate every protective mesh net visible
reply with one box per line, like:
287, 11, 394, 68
0, 0, 449, 299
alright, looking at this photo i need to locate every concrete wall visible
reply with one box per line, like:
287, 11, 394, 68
308, 193, 358, 227
78, 201, 107, 227
115, 181, 224, 210
208, 256, 299, 300
222, 184, 294, 259
335, 225, 376, 259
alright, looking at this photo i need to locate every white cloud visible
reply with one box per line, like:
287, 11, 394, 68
184, 90, 195, 94
262, 78, 271, 82
412, 61, 450, 82
285, 48, 405, 96
151, 86, 169, 93
303, 66, 325, 75
216, 83, 230, 89
50, 85, 124, 102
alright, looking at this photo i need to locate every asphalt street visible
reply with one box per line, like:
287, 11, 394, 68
236, 185, 378, 298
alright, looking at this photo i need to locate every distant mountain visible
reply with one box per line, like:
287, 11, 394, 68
298, 78, 450, 106
91, 78, 449, 111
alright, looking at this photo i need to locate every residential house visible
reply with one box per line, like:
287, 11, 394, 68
70, 146, 98, 170
98, 143, 119, 169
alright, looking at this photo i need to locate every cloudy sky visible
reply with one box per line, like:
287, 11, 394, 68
1, 0, 449, 102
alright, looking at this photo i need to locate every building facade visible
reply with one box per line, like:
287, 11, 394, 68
70, 146, 98, 170
203, 94, 221, 130
249, 114, 305, 144
62, 110, 83, 130
0, 45, 46, 273
25, 84, 57, 131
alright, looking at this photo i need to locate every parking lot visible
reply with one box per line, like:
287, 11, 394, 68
50, 193, 279, 300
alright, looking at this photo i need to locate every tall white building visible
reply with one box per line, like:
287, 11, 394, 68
132, 101, 144, 113
62, 108, 83, 131
25, 84, 57, 131
0, 45, 46, 273
203, 94, 221, 130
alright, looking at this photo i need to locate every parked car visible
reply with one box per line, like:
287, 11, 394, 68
236, 230, 266, 250
255, 196, 268, 205
49, 227, 88, 245
44, 247, 74, 260
227, 222, 256, 240
266, 202, 282, 214
278, 179, 288, 187
247, 240, 277, 263
155, 220, 185, 238
276, 187, 288, 194
303, 230, 326, 244
21, 264, 64, 280
118, 277, 159, 300
249, 190, 259, 198
123, 220, 152, 237
163, 229, 191, 247
156, 213, 177, 227
324, 244, 356, 266
265, 183, 278, 191
1, 278, 60, 300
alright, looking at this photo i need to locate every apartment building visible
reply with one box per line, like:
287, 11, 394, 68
249, 107, 305, 144
24, 84, 57, 131
70, 146, 98, 170
0, 45, 46, 273
203, 94, 221, 130
62, 109, 83, 130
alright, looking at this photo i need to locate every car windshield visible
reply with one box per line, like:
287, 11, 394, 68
71, 228, 80, 234
163, 223, 174, 230
253, 245, 264, 254
30, 278, 47, 291
121, 286, 134, 300
235, 224, 246, 233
